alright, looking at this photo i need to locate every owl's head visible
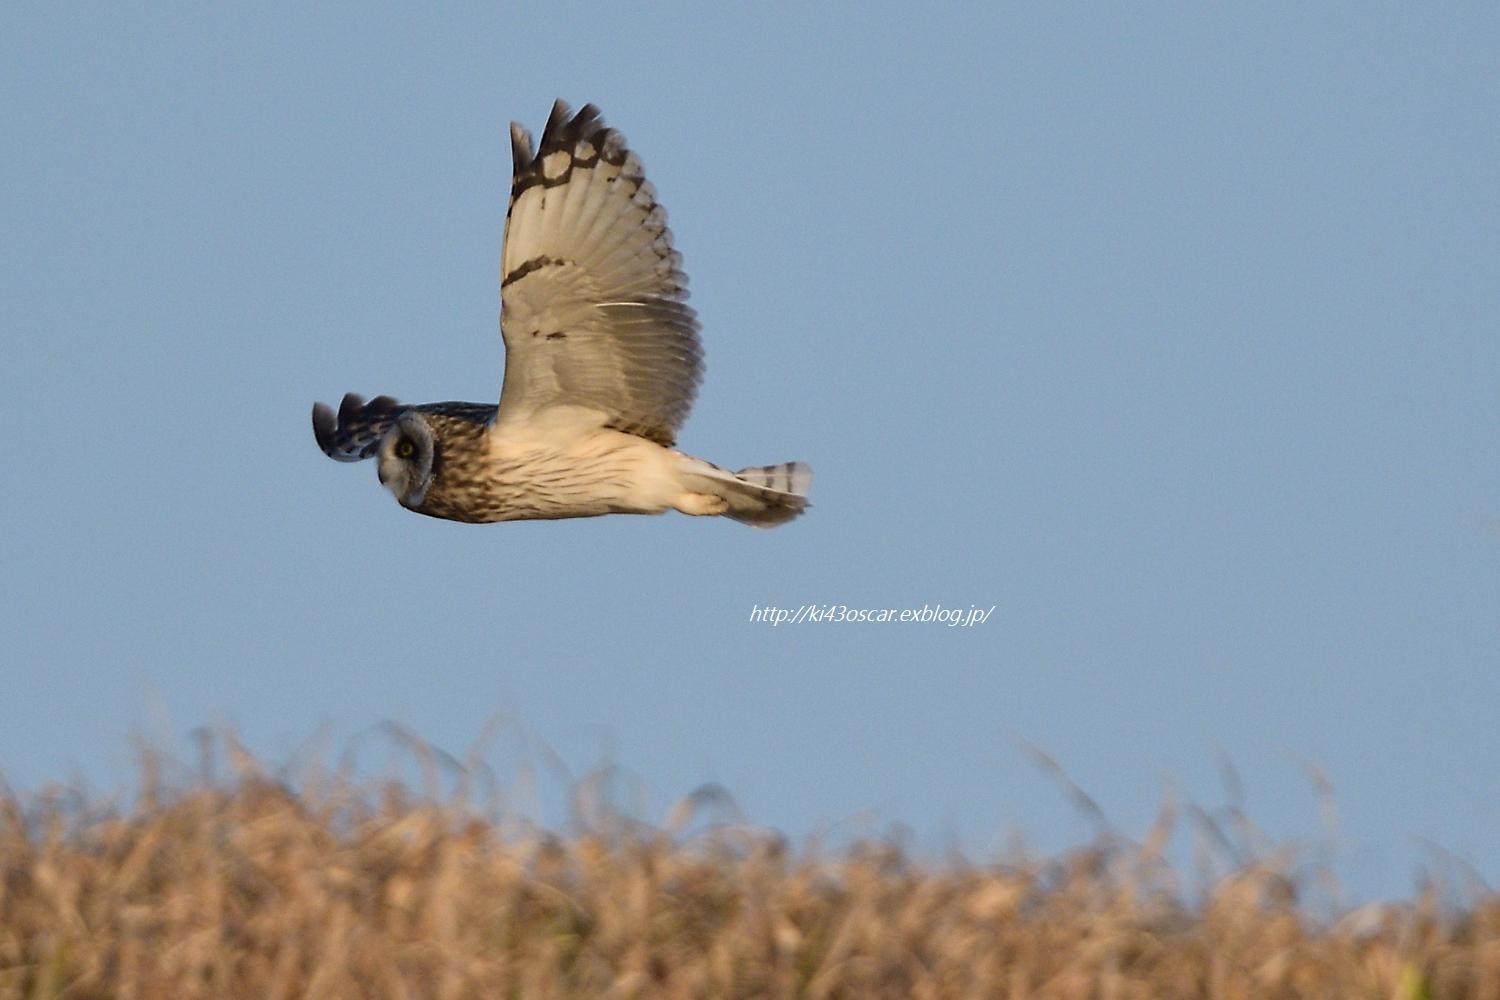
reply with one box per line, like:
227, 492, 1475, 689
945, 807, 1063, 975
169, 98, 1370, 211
376, 412, 437, 508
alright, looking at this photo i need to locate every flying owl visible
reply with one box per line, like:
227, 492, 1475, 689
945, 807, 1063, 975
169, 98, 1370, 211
312, 100, 810, 527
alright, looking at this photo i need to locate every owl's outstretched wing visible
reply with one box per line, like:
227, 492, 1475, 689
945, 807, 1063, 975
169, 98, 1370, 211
496, 101, 702, 447
311, 393, 408, 461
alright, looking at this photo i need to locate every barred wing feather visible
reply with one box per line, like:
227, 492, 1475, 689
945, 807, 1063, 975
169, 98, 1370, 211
496, 101, 702, 447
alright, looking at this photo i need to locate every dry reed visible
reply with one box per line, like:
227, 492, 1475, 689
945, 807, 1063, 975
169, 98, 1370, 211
0, 734, 1495, 999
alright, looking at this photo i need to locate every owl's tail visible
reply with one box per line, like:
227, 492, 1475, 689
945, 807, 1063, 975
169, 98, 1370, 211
677, 457, 813, 528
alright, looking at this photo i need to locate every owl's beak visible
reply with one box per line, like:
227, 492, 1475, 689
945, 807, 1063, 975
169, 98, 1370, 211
377, 465, 389, 486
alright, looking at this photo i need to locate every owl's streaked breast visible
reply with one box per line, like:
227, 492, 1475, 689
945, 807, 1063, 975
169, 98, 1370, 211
414, 415, 663, 524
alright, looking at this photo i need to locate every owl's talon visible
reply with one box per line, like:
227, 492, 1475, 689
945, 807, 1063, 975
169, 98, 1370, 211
676, 492, 729, 516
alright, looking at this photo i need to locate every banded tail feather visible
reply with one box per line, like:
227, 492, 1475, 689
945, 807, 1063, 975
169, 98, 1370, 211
679, 457, 813, 528
734, 461, 813, 499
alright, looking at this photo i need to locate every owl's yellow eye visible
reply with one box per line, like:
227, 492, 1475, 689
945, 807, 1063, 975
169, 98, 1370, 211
396, 440, 415, 458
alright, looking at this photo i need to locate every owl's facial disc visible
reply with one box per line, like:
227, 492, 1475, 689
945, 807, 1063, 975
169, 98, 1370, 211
376, 414, 435, 508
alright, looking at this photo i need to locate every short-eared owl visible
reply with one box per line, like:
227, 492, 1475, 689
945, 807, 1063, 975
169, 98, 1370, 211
312, 100, 811, 527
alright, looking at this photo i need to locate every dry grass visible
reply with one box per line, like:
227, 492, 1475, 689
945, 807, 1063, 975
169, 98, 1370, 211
1, 735, 1497, 999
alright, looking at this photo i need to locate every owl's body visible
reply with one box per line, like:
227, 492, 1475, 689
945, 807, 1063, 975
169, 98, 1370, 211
376, 403, 703, 524
312, 101, 811, 527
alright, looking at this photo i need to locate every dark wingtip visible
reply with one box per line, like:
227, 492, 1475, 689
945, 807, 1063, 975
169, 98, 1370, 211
313, 393, 406, 462
575, 103, 603, 127
311, 401, 338, 456
337, 392, 366, 424
540, 99, 572, 147
510, 101, 626, 205
509, 122, 534, 178
538, 100, 608, 155
366, 395, 402, 414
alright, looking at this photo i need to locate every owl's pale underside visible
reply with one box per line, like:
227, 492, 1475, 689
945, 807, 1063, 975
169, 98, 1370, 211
312, 100, 811, 527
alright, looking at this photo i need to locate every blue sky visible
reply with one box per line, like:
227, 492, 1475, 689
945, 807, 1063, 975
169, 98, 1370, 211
2, 5, 1497, 899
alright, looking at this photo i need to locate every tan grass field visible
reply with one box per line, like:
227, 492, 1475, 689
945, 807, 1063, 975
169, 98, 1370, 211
1, 736, 1496, 999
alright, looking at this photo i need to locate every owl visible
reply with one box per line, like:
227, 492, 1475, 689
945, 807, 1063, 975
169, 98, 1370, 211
312, 100, 811, 527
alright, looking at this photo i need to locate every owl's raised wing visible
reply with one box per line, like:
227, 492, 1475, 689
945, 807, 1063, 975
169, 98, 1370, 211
496, 101, 702, 447
311, 393, 407, 461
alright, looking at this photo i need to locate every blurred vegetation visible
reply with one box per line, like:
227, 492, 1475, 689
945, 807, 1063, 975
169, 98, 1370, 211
0, 732, 1495, 998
